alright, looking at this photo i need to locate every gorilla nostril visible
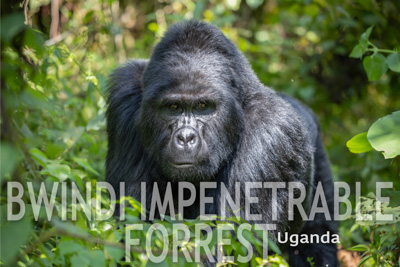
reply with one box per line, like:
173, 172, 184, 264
174, 128, 199, 148
178, 135, 184, 141
187, 133, 195, 144
180, 133, 195, 145
176, 134, 185, 145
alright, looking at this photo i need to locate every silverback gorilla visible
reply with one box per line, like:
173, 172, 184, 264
106, 21, 337, 266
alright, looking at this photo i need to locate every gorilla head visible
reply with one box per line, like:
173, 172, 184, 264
106, 20, 313, 196
137, 24, 245, 182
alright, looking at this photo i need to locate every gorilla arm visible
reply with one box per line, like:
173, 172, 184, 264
106, 60, 161, 206
220, 91, 315, 237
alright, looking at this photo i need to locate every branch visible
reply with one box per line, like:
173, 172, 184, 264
50, 0, 60, 39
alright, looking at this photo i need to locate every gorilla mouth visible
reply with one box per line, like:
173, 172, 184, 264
169, 162, 195, 168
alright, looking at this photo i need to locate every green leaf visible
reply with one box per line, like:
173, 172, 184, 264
71, 252, 90, 267
86, 111, 105, 131
1, 142, 19, 183
383, 190, 400, 207
304, 4, 320, 18
45, 143, 65, 159
73, 157, 100, 176
268, 238, 282, 255
367, 111, 400, 158
59, 240, 83, 256
357, 255, 372, 267
52, 220, 88, 236
0, 13, 26, 43
363, 53, 388, 81
89, 250, 106, 267
386, 52, 400, 72
42, 164, 71, 181
347, 244, 369, 252
0, 208, 33, 266
104, 245, 124, 262
145, 260, 170, 267
246, 0, 264, 9
346, 132, 373, 153
349, 44, 365, 58
359, 26, 373, 50
104, 231, 124, 261
30, 147, 48, 167
20, 87, 50, 110
24, 28, 45, 56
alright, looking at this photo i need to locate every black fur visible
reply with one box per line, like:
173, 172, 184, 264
106, 20, 337, 266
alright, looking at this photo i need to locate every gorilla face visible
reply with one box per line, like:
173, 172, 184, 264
139, 53, 243, 182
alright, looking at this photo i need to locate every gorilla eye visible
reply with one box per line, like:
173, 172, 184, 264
194, 101, 216, 115
196, 102, 207, 110
169, 104, 179, 111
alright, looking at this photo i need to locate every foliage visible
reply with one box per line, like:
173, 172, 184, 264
350, 27, 400, 81
347, 111, 400, 158
1, 0, 400, 266
345, 24, 400, 265
347, 27, 400, 160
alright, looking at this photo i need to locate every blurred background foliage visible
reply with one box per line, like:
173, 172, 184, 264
1, 0, 400, 266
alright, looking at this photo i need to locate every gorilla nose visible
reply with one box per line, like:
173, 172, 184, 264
174, 127, 200, 149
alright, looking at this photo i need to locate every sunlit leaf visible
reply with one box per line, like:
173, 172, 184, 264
43, 164, 71, 181
367, 111, 400, 158
347, 244, 369, 252
346, 132, 373, 154
357, 255, 372, 267
246, 0, 264, 9
225, 0, 241, 11
30, 147, 48, 167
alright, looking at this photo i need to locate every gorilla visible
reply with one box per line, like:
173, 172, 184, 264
106, 20, 337, 266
